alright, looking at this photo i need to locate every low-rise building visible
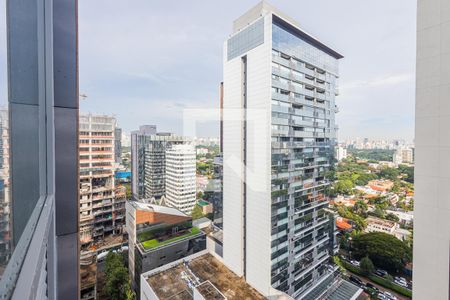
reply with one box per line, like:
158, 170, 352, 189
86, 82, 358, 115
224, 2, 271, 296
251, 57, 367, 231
386, 210, 414, 226
378, 161, 397, 168
394, 228, 412, 242
367, 179, 394, 192
197, 200, 213, 215
365, 217, 399, 235
365, 216, 412, 242
196, 147, 209, 155
331, 195, 356, 208
336, 217, 352, 232
126, 201, 206, 294
140, 251, 267, 300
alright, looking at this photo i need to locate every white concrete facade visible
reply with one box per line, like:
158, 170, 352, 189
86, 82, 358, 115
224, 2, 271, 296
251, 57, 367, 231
165, 144, 197, 214
414, 0, 450, 299
223, 13, 273, 297
336, 146, 347, 162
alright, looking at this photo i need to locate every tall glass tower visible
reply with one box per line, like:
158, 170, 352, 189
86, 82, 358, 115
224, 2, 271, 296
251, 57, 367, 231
222, 2, 343, 298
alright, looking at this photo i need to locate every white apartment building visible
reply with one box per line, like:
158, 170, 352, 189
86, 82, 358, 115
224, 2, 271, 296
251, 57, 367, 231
414, 0, 450, 299
365, 217, 398, 235
223, 2, 342, 298
165, 144, 197, 214
336, 146, 347, 162
393, 147, 414, 165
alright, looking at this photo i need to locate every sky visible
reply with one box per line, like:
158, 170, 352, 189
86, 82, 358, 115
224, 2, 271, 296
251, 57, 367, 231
0, 0, 416, 140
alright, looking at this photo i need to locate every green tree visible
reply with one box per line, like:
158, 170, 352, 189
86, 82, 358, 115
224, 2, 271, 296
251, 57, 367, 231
360, 256, 375, 275
384, 274, 394, 282
379, 167, 400, 181
352, 200, 368, 216
351, 232, 412, 272
104, 252, 134, 300
385, 213, 400, 222
334, 179, 354, 195
337, 206, 366, 231
191, 204, 204, 220
124, 183, 132, 199
398, 164, 414, 183
197, 191, 204, 199
347, 149, 395, 162
371, 205, 386, 219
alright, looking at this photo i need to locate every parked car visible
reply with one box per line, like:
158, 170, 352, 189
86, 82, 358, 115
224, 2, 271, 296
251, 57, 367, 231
350, 260, 360, 267
349, 275, 363, 286
377, 292, 387, 300
97, 251, 108, 262
394, 276, 406, 282
394, 279, 408, 288
365, 282, 379, 292
374, 269, 388, 277
383, 291, 398, 300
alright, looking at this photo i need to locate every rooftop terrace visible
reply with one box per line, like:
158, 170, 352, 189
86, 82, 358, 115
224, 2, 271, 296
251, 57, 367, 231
146, 253, 264, 300
140, 227, 201, 250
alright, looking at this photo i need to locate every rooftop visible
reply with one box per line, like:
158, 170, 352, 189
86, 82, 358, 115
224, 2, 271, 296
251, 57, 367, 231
366, 216, 397, 228
336, 217, 352, 231
130, 201, 188, 218
146, 253, 264, 300
140, 227, 201, 250
232, 1, 343, 59
197, 200, 211, 207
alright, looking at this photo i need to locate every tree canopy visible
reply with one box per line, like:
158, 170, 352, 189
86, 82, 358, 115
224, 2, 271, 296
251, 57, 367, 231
104, 252, 134, 300
191, 204, 204, 220
337, 206, 366, 231
360, 256, 375, 275
347, 149, 395, 162
351, 232, 412, 272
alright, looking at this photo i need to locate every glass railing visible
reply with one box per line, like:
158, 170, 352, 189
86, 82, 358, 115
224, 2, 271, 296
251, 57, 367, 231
0, 196, 53, 299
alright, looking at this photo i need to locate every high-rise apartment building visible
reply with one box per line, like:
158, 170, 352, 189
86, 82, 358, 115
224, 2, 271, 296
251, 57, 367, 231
335, 146, 347, 162
414, 0, 450, 299
223, 2, 342, 298
204, 154, 224, 227
115, 127, 123, 164
131, 125, 157, 199
79, 114, 126, 246
165, 144, 197, 214
393, 147, 414, 165
131, 126, 185, 201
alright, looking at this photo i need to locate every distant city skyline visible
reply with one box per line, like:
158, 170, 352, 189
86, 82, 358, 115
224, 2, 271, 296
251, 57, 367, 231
0, 1, 416, 140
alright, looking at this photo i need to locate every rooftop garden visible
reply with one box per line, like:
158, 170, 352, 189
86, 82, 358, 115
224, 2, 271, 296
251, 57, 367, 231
140, 227, 201, 250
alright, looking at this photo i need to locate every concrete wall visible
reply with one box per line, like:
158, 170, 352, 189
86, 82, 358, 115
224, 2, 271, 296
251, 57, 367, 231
414, 0, 450, 299
223, 13, 273, 297
222, 32, 246, 277
244, 14, 273, 297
